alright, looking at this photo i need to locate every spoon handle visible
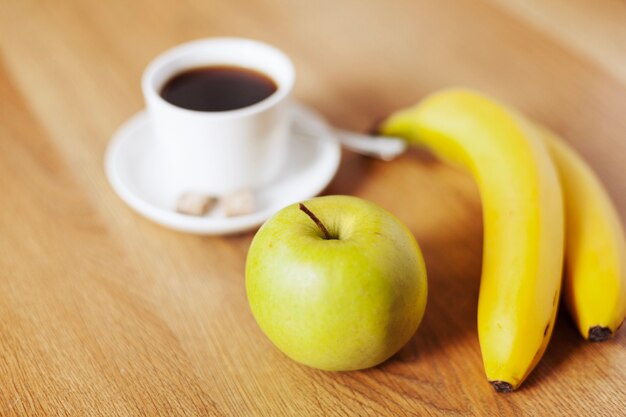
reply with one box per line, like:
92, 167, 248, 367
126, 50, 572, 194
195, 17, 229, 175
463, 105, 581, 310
332, 128, 407, 161
292, 109, 408, 161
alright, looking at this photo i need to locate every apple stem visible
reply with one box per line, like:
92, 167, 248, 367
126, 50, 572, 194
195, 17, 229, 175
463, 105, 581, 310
299, 203, 332, 240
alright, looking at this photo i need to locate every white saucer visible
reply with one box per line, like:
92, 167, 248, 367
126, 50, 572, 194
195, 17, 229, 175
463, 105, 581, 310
105, 103, 341, 235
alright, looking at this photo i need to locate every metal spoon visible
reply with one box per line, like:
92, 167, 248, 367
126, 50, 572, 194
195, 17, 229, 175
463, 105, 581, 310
331, 128, 407, 161
292, 107, 408, 161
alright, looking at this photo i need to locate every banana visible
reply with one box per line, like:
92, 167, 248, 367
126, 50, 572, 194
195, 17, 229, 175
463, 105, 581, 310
538, 128, 626, 341
380, 89, 564, 392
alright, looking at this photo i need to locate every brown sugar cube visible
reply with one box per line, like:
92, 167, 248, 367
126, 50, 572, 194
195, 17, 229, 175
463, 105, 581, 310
176, 192, 217, 216
222, 188, 256, 217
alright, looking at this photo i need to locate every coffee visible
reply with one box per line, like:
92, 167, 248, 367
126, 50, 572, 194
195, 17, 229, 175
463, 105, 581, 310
160, 65, 277, 112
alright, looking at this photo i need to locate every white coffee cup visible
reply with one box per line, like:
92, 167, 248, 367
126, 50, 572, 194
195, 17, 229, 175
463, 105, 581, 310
142, 38, 295, 195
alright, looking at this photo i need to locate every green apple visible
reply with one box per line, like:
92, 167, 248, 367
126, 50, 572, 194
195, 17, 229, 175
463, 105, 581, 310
246, 195, 427, 371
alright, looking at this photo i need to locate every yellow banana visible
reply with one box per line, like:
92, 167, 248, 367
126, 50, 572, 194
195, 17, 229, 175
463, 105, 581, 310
539, 128, 626, 340
380, 89, 564, 392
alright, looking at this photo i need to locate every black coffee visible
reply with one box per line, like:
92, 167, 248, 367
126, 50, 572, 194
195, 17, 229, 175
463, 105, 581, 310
160, 65, 278, 112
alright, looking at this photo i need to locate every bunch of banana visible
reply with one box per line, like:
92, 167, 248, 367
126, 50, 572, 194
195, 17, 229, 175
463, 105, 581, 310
379, 89, 626, 392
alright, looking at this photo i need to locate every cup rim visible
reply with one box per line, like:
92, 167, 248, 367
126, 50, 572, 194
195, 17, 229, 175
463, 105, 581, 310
142, 37, 295, 119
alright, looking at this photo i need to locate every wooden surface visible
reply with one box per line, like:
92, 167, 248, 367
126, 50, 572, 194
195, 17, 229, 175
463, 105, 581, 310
1, 0, 625, 415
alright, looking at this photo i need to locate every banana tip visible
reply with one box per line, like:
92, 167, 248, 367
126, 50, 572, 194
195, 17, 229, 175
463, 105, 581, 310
588, 326, 612, 342
490, 381, 514, 393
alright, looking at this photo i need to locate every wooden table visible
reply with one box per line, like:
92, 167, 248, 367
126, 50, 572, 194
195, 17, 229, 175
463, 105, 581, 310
1, 0, 625, 415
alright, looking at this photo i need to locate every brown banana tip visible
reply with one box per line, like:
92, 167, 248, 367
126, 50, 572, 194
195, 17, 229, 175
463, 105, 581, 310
490, 381, 514, 393
368, 115, 390, 136
588, 326, 612, 342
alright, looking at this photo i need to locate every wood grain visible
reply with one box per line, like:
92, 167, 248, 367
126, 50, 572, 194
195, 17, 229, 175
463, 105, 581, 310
489, 0, 626, 86
1, 0, 625, 415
